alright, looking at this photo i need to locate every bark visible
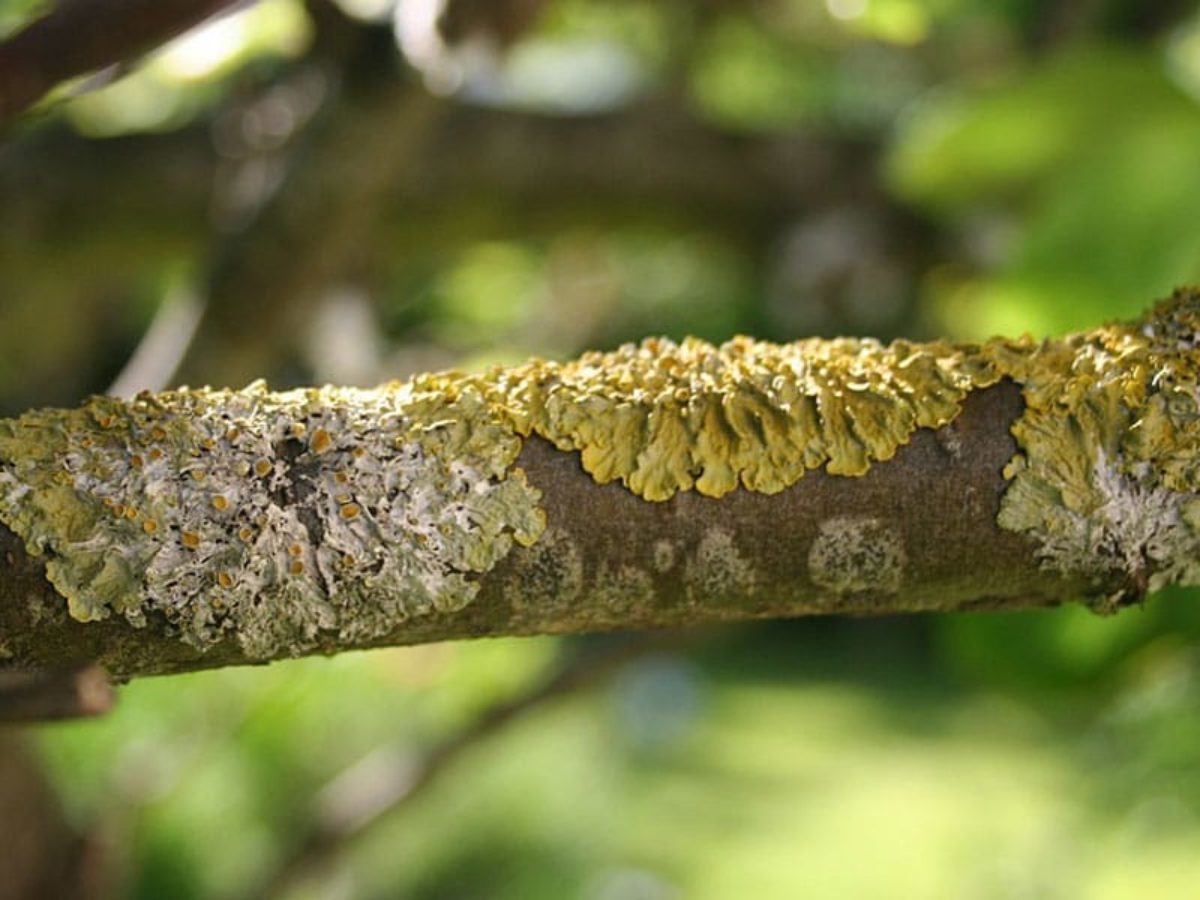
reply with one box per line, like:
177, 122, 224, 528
0, 382, 1091, 680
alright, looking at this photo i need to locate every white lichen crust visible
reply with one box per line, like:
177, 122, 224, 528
1001, 450, 1200, 608
0, 383, 544, 657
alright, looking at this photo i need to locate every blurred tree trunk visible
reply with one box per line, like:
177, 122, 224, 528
0, 736, 106, 899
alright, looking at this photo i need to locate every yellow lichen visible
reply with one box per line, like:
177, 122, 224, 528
310, 428, 333, 454
990, 288, 1200, 599
407, 334, 1016, 501
407, 287, 1200, 596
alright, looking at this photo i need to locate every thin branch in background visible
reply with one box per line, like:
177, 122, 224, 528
169, 0, 552, 389
0, 665, 113, 722
255, 635, 667, 899
108, 285, 206, 397
0, 0, 254, 128
172, 8, 446, 387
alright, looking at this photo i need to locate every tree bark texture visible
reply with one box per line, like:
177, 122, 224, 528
12, 289, 1200, 680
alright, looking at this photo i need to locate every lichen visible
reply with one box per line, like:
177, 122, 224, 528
505, 526, 583, 615
592, 563, 655, 616
684, 527, 757, 604
0, 383, 544, 657
652, 540, 678, 574
485, 335, 1008, 501
807, 516, 906, 597
992, 288, 1200, 603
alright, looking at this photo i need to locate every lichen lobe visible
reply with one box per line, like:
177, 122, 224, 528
487, 335, 1007, 502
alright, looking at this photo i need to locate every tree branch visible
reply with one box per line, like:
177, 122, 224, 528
10, 290, 1200, 679
255, 635, 658, 899
0, 664, 113, 721
0, 381, 1059, 680
0, 0, 249, 128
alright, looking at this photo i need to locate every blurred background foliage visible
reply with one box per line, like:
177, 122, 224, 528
5, 0, 1200, 897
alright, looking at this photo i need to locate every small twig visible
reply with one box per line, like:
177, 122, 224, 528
108, 284, 206, 397
254, 635, 666, 899
0, 664, 114, 723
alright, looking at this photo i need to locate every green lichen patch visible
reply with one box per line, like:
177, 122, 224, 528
0, 383, 544, 657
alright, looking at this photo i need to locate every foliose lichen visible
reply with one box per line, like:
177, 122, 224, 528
492, 335, 1007, 501
0, 382, 544, 657
992, 288, 1200, 604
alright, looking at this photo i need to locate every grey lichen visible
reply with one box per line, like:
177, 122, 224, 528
592, 563, 655, 617
1000, 449, 1200, 611
505, 526, 583, 614
684, 527, 757, 604
652, 540, 678, 574
0, 383, 545, 658
807, 516, 906, 596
